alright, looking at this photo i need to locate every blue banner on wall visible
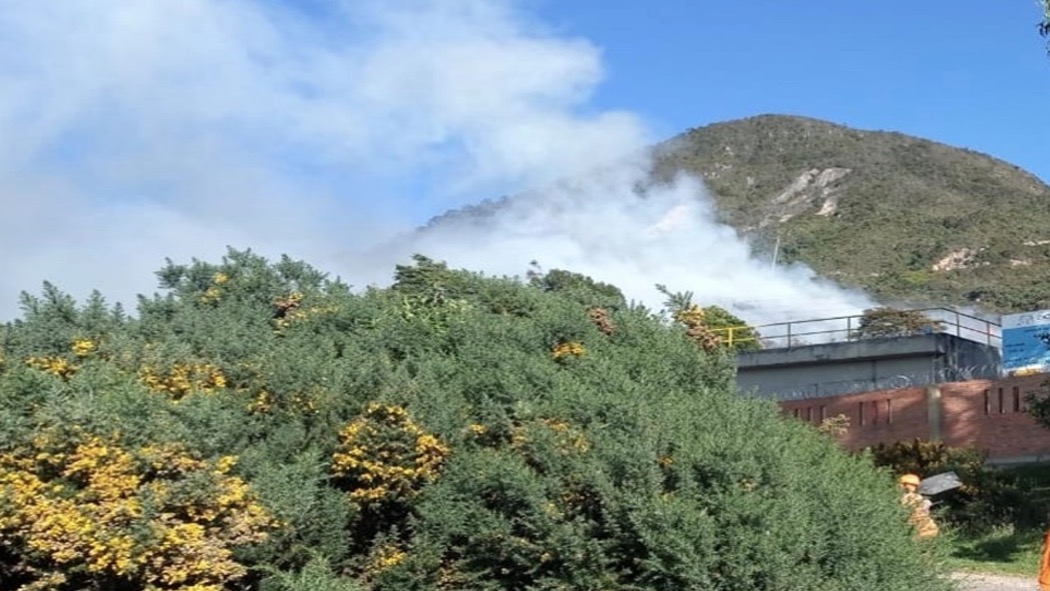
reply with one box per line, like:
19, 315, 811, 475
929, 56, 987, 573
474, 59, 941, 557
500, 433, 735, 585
1001, 309, 1050, 375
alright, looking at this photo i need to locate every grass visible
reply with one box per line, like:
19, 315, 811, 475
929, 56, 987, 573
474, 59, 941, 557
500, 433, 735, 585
936, 462, 1050, 577
946, 525, 1043, 577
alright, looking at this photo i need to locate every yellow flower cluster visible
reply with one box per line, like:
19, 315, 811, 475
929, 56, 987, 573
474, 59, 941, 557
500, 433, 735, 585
551, 341, 586, 360
588, 307, 616, 336
272, 292, 339, 331
468, 417, 590, 457
367, 543, 407, 574
541, 418, 590, 454
247, 389, 320, 414
673, 304, 705, 326
23, 339, 103, 379
673, 304, 723, 351
508, 418, 590, 456
71, 339, 97, 358
140, 363, 228, 400
25, 355, 77, 379
200, 287, 222, 303
332, 403, 450, 506
0, 434, 276, 591
199, 273, 230, 304
272, 292, 303, 318
248, 390, 276, 413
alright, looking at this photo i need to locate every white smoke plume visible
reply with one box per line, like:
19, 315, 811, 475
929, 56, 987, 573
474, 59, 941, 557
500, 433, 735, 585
0, 0, 874, 336
378, 163, 876, 338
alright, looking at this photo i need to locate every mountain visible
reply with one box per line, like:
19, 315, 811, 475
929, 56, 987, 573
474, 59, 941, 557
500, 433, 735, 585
423, 114, 1050, 314
650, 115, 1050, 313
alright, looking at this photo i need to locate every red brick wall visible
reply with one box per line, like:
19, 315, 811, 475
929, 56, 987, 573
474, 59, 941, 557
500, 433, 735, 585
778, 375, 1050, 461
941, 375, 1050, 460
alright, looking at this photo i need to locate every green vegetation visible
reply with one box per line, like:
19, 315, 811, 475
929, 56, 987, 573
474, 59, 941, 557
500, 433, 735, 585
649, 115, 1050, 313
1025, 380, 1050, 431
868, 440, 1050, 577
946, 526, 1042, 578
0, 250, 956, 590
852, 308, 944, 340
867, 440, 1048, 535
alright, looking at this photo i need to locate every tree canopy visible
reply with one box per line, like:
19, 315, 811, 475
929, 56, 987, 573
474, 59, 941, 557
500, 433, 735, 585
1042, 1, 1050, 41
852, 307, 944, 340
0, 249, 953, 590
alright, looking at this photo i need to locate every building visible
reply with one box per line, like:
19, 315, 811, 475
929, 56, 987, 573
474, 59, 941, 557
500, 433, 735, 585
736, 310, 1050, 463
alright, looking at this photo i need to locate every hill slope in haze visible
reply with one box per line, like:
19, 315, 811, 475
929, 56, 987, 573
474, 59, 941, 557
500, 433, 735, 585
652, 115, 1050, 313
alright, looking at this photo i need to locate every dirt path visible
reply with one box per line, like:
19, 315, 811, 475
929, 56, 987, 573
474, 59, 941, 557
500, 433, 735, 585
952, 572, 1038, 591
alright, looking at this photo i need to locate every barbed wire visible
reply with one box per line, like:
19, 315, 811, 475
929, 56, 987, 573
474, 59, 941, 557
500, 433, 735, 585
745, 363, 1006, 401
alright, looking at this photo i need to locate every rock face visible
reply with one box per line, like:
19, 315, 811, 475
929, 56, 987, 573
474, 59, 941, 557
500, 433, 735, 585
932, 248, 980, 272
758, 167, 851, 228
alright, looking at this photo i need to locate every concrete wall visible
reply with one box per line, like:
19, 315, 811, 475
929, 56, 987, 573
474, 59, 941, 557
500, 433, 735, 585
737, 333, 1001, 399
779, 374, 1050, 462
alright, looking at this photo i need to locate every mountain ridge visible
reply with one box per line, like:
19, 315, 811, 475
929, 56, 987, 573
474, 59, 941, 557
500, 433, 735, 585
422, 114, 1050, 314
648, 114, 1050, 312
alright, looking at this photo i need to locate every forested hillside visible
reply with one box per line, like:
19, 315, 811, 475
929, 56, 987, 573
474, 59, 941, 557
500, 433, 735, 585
652, 115, 1050, 312
0, 250, 954, 590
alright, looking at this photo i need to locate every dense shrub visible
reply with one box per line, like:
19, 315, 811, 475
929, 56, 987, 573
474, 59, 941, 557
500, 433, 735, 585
868, 439, 1043, 534
0, 249, 955, 590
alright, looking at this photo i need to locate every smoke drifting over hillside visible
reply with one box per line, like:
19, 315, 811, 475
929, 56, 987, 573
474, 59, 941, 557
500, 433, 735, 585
0, 0, 872, 327
375, 163, 875, 329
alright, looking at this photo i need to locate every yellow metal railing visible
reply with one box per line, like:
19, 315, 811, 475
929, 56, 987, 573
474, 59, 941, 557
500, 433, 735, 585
707, 325, 762, 348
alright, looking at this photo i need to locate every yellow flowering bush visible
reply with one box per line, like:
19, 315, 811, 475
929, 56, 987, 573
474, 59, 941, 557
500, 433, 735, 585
503, 418, 591, 461
23, 339, 103, 380
331, 403, 450, 506
247, 389, 321, 414
673, 304, 723, 351
198, 273, 229, 304
200, 286, 222, 304
551, 340, 586, 360
140, 363, 227, 400
366, 543, 407, 574
25, 355, 77, 379
0, 432, 276, 591
588, 307, 616, 336
468, 418, 590, 457
673, 303, 706, 327
71, 339, 96, 358
271, 293, 340, 331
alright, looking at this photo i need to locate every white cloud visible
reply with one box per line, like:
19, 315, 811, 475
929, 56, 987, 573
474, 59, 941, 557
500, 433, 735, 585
0, 0, 871, 334
0, 0, 648, 317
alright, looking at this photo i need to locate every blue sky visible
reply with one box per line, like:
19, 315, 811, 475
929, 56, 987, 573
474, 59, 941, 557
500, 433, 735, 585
0, 0, 1047, 321
534, 1, 1050, 181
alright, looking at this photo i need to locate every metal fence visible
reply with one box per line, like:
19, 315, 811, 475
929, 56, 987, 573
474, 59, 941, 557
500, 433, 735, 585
709, 307, 1001, 350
